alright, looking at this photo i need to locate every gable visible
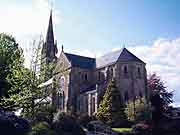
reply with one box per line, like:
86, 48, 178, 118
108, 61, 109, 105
117, 48, 145, 63
96, 48, 145, 68
54, 52, 71, 74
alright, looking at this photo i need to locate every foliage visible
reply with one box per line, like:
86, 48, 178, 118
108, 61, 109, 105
125, 98, 151, 122
0, 33, 22, 81
29, 122, 56, 135
0, 37, 42, 114
148, 73, 173, 107
33, 104, 56, 125
135, 107, 152, 123
0, 33, 24, 109
87, 120, 119, 134
132, 122, 152, 135
148, 73, 173, 124
0, 110, 30, 135
0, 34, 55, 120
52, 111, 86, 135
112, 128, 132, 133
77, 113, 97, 128
96, 79, 127, 127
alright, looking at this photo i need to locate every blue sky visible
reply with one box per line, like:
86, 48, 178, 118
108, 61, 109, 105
0, 0, 180, 105
53, 0, 180, 52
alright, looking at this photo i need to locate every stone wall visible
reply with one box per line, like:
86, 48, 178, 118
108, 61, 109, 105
52, 52, 147, 115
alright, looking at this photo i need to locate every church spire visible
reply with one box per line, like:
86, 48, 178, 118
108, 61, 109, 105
46, 9, 54, 44
41, 10, 57, 81
42, 9, 57, 58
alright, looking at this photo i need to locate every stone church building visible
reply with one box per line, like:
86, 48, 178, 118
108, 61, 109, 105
41, 11, 148, 115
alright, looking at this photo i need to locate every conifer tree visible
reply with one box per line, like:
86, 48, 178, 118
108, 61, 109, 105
96, 79, 127, 126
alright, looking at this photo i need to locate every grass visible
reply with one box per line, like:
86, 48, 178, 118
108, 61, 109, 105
112, 128, 132, 133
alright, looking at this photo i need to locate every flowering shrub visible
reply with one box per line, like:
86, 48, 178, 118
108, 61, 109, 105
132, 122, 152, 135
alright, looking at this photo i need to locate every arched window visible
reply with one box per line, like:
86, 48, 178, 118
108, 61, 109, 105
139, 91, 143, 98
106, 67, 110, 80
59, 76, 65, 90
139, 91, 143, 103
111, 68, 113, 78
124, 91, 129, 102
79, 72, 81, 79
124, 66, 128, 74
57, 91, 65, 110
123, 65, 128, 77
137, 67, 141, 78
98, 72, 101, 81
60, 77, 65, 87
85, 73, 88, 81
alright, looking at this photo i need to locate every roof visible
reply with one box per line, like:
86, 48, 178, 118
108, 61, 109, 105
80, 81, 108, 93
64, 53, 96, 69
80, 84, 96, 93
96, 48, 145, 68
39, 78, 53, 88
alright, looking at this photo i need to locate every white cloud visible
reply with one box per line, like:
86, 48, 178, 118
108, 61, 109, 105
0, 0, 61, 67
78, 38, 180, 104
0, 0, 60, 36
128, 38, 180, 105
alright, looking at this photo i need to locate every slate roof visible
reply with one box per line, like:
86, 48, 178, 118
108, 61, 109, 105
80, 85, 96, 93
64, 53, 96, 69
64, 48, 144, 69
96, 48, 145, 68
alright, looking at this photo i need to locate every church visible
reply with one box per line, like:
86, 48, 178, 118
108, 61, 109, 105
41, 11, 148, 115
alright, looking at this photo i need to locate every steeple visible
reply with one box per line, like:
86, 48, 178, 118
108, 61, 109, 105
40, 10, 58, 81
42, 10, 57, 58
46, 9, 54, 44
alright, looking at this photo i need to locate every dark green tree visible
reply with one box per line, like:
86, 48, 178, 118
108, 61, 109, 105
0, 35, 54, 119
148, 73, 173, 124
0, 33, 25, 110
148, 73, 173, 107
96, 79, 127, 126
0, 33, 23, 97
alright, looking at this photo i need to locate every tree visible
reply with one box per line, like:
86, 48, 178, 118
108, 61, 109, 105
148, 73, 173, 124
0, 33, 23, 97
0, 35, 55, 119
96, 79, 127, 126
14, 37, 55, 119
148, 73, 173, 108
125, 98, 151, 122
0, 33, 25, 110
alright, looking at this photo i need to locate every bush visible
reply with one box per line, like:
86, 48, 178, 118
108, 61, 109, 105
87, 121, 119, 135
125, 98, 151, 123
132, 122, 152, 135
52, 112, 86, 135
32, 104, 56, 125
77, 113, 97, 128
29, 122, 56, 135
0, 110, 30, 135
135, 108, 152, 123
111, 119, 134, 128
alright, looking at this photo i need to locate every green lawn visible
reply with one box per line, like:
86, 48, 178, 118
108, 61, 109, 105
112, 128, 132, 133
